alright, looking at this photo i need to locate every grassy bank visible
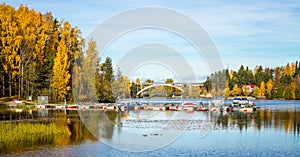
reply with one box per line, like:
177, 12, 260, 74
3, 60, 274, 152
0, 122, 71, 150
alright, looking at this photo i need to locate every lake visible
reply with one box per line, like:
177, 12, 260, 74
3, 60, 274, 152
1, 100, 300, 156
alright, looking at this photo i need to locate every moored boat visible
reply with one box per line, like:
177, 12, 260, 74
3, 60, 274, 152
165, 104, 180, 111
182, 102, 195, 111
232, 107, 240, 112
197, 107, 209, 111
239, 107, 255, 113
145, 104, 165, 111
134, 106, 141, 110
210, 107, 219, 112
66, 105, 78, 110
233, 97, 241, 105
230, 97, 256, 113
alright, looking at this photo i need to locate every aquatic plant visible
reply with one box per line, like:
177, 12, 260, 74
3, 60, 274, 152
0, 122, 70, 151
0, 103, 8, 109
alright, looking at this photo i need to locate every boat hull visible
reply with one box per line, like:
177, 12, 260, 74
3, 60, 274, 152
197, 107, 208, 111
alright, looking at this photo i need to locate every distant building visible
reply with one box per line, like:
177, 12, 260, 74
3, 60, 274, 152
242, 84, 256, 93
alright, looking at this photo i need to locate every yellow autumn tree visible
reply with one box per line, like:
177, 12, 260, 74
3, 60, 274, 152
52, 21, 83, 101
224, 80, 230, 98
127, 80, 131, 91
253, 87, 261, 97
15, 5, 49, 98
291, 82, 296, 99
265, 79, 273, 99
189, 86, 200, 98
135, 78, 140, 84
80, 39, 99, 102
291, 63, 296, 76
0, 4, 22, 96
113, 75, 130, 99
58, 21, 83, 63
231, 84, 241, 96
242, 85, 251, 96
135, 78, 141, 93
284, 63, 292, 76
0, 4, 84, 100
52, 40, 71, 101
260, 81, 265, 97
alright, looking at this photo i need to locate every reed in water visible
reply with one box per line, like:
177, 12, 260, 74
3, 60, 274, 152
0, 122, 71, 150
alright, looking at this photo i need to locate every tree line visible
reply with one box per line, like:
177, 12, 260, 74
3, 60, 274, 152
1, 4, 299, 102
205, 62, 300, 100
0, 4, 117, 103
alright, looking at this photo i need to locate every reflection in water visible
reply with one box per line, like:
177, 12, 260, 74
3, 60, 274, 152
78, 109, 300, 152
66, 110, 98, 142
214, 109, 300, 135
0, 110, 97, 154
1, 104, 300, 155
78, 110, 129, 140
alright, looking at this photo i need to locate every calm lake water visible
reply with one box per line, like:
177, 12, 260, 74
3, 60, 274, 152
1, 100, 300, 156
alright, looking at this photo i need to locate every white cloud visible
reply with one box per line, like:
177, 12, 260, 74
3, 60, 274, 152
7, 0, 300, 81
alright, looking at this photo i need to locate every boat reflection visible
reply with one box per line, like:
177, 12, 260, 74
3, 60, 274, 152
0, 107, 300, 154
215, 109, 300, 134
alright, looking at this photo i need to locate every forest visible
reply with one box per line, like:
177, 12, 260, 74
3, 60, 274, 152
0, 4, 116, 103
1, 4, 299, 103
205, 62, 300, 100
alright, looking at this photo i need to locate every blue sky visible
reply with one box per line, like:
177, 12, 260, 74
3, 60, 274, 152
4, 0, 300, 82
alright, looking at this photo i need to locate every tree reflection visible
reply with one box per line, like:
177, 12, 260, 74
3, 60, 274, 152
1, 108, 299, 153
65, 110, 98, 143
215, 109, 300, 135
